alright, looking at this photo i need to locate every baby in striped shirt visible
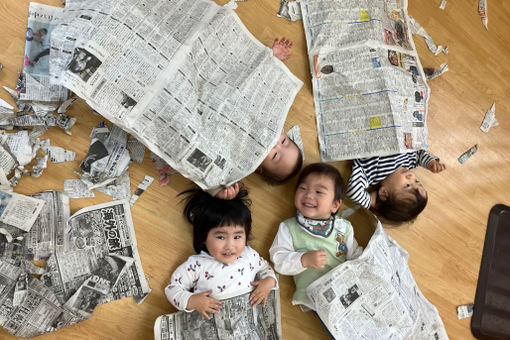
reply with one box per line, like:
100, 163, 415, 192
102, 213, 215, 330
346, 150, 446, 223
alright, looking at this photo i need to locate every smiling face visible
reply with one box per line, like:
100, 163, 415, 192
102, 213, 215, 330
294, 173, 341, 219
204, 225, 246, 265
379, 167, 427, 201
258, 133, 300, 181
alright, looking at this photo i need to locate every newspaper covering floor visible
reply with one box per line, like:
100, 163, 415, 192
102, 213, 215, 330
154, 289, 282, 340
0, 197, 150, 337
306, 218, 448, 340
296, 0, 430, 161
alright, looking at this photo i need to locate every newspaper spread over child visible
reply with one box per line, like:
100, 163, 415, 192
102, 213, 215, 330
48, 0, 302, 191
154, 289, 282, 340
297, 0, 430, 161
306, 218, 448, 340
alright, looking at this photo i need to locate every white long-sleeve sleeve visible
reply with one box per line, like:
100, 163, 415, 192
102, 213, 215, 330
269, 222, 307, 276
164, 260, 199, 312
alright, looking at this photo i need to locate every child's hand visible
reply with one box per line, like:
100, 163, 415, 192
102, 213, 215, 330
272, 37, 293, 61
301, 250, 327, 269
249, 277, 276, 307
215, 183, 239, 200
186, 290, 222, 320
426, 160, 446, 173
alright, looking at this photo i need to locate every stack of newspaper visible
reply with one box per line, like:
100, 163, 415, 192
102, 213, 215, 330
297, 0, 430, 161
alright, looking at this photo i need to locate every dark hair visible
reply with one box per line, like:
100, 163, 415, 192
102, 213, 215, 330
39, 28, 48, 34
374, 187, 427, 223
260, 139, 303, 185
296, 163, 345, 201
179, 187, 252, 253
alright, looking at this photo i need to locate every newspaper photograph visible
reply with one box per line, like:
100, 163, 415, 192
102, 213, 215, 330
52, 0, 302, 191
297, 0, 430, 161
306, 220, 448, 340
154, 289, 281, 340
21, 2, 68, 102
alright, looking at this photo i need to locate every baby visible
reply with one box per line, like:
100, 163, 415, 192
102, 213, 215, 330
165, 188, 277, 319
270, 163, 362, 310
346, 150, 446, 223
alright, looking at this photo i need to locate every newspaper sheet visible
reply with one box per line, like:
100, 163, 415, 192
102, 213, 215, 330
21, 3, 68, 102
0, 190, 45, 232
53, 0, 302, 191
299, 0, 430, 161
306, 220, 448, 340
154, 289, 281, 340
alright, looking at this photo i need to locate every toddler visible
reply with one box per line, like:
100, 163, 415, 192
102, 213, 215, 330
165, 188, 277, 319
346, 150, 446, 223
270, 163, 362, 310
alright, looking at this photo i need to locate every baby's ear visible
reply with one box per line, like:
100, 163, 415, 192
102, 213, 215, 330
331, 199, 342, 214
378, 187, 389, 201
255, 166, 263, 174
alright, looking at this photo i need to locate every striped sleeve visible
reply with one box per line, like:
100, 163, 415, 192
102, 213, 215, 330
416, 150, 439, 168
346, 161, 372, 209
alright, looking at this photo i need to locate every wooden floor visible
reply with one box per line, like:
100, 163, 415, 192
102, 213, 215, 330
1, 0, 509, 339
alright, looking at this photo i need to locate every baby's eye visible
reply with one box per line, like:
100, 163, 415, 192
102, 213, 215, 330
216, 236, 225, 240
272, 152, 278, 160
281, 137, 286, 144
316, 190, 323, 194
404, 183, 410, 188
234, 235, 242, 240
298, 186, 306, 190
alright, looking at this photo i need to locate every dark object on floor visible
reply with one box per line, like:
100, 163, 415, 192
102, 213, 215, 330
471, 204, 510, 339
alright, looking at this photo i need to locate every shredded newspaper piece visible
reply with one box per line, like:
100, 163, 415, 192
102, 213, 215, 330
457, 303, 474, 320
42, 145, 76, 162
478, 0, 488, 29
440, 0, 447, 10
458, 144, 478, 164
424, 62, 449, 80
277, 0, 303, 21
480, 103, 498, 133
129, 175, 154, 206
96, 171, 131, 200
409, 16, 448, 56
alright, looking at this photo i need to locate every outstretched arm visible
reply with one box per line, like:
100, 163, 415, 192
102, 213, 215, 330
272, 37, 293, 61
426, 160, 446, 173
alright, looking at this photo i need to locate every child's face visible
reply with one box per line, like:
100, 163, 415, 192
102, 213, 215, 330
295, 173, 341, 219
259, 133, 300, 180
205, 225, 246, 265
380, 167, 426, 199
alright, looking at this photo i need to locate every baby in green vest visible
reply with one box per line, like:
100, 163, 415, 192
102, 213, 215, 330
269, 163, 363, 311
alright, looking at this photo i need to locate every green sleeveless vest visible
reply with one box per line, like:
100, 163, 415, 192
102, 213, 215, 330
285, 216, 352, 306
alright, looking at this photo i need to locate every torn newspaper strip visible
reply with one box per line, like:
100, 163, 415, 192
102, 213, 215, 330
52, 0, 302, 191
478, 0, 488, 30
129, 175, 154, 206
457, 303, 474, 320
299, 0, 431, 161
458, 144, 478, 164
154, 289, 282, 340
409, 16, 448, 56
21, 3, 68, 102
306, 219, 449, 339
480, 103, 498, 133
440, 0, 447, 10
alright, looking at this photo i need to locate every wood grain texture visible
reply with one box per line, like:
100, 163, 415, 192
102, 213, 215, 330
1, 0, 509, 339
